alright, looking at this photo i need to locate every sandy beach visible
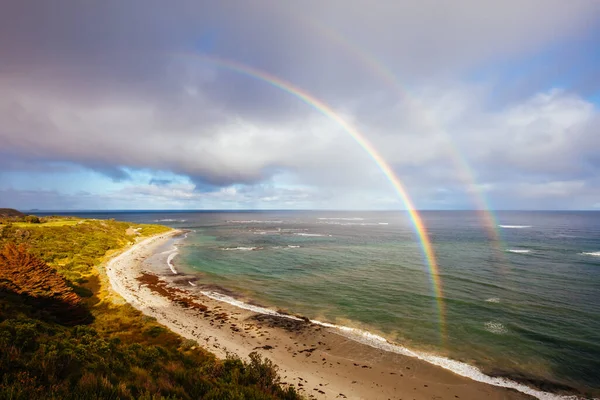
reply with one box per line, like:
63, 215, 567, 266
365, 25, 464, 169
106, 231, 537, 400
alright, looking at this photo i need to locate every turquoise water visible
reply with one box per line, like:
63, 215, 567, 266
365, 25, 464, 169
52, 210, 600, 396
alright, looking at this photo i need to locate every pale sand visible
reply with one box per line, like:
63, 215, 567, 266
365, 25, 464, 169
106, 231, 535, 400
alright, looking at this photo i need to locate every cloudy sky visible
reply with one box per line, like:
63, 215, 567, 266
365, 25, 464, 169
1, 1, 599, 210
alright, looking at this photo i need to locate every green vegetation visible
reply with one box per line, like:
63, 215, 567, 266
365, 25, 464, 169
0, 217, 171, 287
0, 216, 300, 399
12, 219, 77, 228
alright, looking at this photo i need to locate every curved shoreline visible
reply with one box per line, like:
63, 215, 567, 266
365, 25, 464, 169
105, 231, 567, 400
197, 288, 580, 400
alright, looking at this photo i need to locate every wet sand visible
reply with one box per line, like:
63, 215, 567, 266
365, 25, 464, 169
106, 231, 534, 400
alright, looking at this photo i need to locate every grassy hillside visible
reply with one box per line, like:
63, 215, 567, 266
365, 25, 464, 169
0, 217, 300, 400
0, 208, 26, 220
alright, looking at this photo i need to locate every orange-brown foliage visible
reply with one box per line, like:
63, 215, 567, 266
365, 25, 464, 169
0, 242, 90, 324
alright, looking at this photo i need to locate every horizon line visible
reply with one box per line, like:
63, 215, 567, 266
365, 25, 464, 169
17, 208, 600, 213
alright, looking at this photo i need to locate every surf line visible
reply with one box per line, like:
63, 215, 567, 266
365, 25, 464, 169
180, 53, 446, 344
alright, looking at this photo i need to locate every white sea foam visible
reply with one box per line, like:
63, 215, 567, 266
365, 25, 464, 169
317, 217, 364, 221
188, 281, 197, 287
312, 322, 574, 400
222, 246, 260, 251
154, 218, 187, 222
227, 220, 282, 224
166, 251, 178, 274
163, 232, 190, 274
498, 225, 532, 229
200, 291, 303, 320
507, 249, 531, 254
197, 288, 574, 400
317, 221, 385, 226
294, 233, 328, 237
287, 245, 300, 248
484, 321, 508, 335
581, 251, 600, 257
485, 297, 501, 303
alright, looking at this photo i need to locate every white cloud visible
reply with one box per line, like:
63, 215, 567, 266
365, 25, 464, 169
1, 1, 599, 209
2, 72, 599, 209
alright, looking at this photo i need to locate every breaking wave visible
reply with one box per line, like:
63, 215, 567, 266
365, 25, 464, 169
485, 297, 501, 303
498, 225, 532, 229
317, 221, 389, 226
227, 220, 283, 224
164, 231, 191, 274
221, 246, 262, 251
197, 288, 569, 400
166, 251, 178, 274
200, 290, 303, 319
484, 321, 508, 335
317, 217, 364, 221
507, 249, 531, 254
581, 251, 600, 257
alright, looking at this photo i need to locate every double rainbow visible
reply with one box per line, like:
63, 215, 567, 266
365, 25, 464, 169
294, 17, 509, 269
182, 54, 446, 342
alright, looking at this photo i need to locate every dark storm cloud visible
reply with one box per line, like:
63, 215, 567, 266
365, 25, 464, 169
0, 1, 313, 119
1, 0, 600, 209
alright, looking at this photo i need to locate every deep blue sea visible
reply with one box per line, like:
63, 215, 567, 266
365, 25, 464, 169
41, 210, 600, 395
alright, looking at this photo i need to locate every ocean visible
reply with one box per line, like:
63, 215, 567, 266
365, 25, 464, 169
42, 210, 600, 396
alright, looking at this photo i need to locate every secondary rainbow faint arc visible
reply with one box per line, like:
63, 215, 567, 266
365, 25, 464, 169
184, 53, 446, 341
296, 18, 509, 267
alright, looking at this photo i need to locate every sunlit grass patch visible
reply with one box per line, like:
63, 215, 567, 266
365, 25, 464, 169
12, 219, 81, 228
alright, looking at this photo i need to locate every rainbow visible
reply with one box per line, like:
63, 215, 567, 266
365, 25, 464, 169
183, 54, 446, 342
295, 18, 509, 269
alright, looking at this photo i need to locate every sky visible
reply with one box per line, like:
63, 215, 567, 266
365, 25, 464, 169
1, 0, 599, 210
